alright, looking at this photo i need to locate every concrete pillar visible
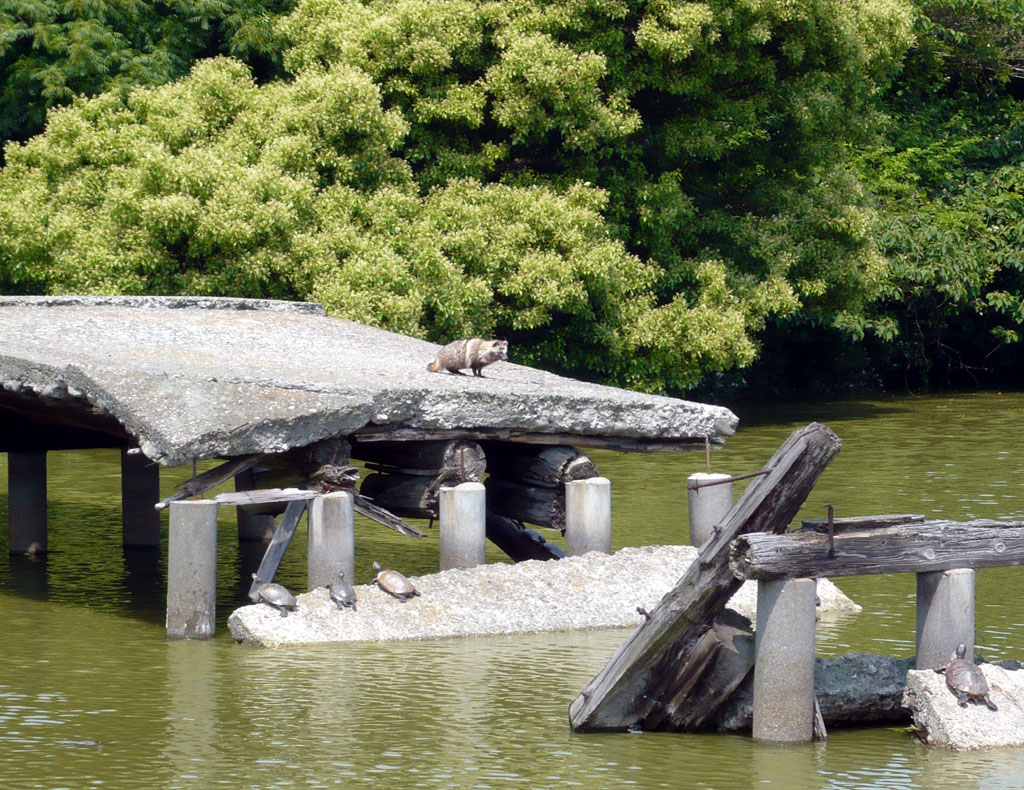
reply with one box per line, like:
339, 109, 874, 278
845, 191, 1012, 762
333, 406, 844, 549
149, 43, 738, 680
307, 491, 355, 590
234, 468, 275, 541
753, 577, 817, 743
121, 448, 161, 547
687, 472, 733, 549
565, 477, 611, 556
8, 450, 47, 554
916, 568, 975, 669
166, 500, 219, 639
439, 482, 486, 570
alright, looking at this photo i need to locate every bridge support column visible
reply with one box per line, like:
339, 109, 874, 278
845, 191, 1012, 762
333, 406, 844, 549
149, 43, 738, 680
308, 491, 354, 590
121, 448, 161, 547
753, 577, 816, 743
440, 482, 486, 570
565, 477, 611, 556
8, 450, 47, 554
234, 468, 275, 541
687, 472, 733, 549
916, 568, 975, 669
167, 500, 218, 639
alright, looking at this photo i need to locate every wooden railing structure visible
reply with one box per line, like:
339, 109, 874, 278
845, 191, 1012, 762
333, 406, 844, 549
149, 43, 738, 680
569, 422, 1024, 743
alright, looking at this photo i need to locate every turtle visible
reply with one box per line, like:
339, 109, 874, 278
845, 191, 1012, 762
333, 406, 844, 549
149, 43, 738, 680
935, 643, 998, 711
371, 560, 420, 602
251, 573, 298, 617
328, 570, 357, 612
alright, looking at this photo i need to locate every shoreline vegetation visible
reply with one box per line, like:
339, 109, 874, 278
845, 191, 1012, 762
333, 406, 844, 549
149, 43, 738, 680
2, 0, 1023, 399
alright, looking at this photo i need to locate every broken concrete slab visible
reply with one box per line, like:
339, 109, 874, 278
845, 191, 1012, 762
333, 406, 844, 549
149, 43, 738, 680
904, 663, 1024, 749
0, 296, 738, 466
227, 544, 860, 647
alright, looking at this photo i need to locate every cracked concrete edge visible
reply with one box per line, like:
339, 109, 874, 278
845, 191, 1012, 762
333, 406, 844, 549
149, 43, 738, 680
0, 295, 326, 314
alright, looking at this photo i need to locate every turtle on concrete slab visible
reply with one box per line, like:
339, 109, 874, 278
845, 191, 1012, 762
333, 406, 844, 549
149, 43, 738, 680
329, 570, 357, 612
936, 643, 998, 711
251, 573, 298, 617
371, 561, 420, 602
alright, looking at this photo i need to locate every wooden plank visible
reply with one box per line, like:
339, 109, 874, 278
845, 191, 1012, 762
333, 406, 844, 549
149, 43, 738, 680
731, 519, 1024, 580
800, 513, 926, 532
155, 454, 261, 510
568, 422, 842, 732
351, 425, 716, 453
248, 499, 308, 600
213, 488, 319, 507
352, 493, 426, 539
483, 443, 597, 488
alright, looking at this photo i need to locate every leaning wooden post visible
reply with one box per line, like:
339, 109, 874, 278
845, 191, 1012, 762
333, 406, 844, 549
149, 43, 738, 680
687, 473, 733, 547
916, 568, 975, 669
166, 500, 218, 639
121, 448, 161, 547
569, 423, 841, 733
439, 482, 486, 570
752, 578, 817, 742
8, 450, 47, 554
307, 491, 355, 590
565, 477, 611, 556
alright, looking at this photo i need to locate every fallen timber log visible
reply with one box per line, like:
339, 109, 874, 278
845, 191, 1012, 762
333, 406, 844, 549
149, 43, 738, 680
485, 512, 565, 562
484, 478, 565, 531
351, 439, 486, 479
731, 519, 1024, 580
568, 422, 842, 733
483, 443, 597, 487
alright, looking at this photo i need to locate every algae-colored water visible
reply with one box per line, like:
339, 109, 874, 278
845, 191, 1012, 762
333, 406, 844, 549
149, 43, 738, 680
2, 393, 1024, 788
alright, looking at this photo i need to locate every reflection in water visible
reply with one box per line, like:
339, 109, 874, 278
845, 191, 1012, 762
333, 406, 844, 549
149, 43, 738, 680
2, 394, 1024, 787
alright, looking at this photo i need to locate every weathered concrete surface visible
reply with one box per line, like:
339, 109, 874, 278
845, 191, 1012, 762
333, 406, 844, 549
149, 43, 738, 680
227, 544, 860, 647
714, 653, 915, 732
0, 296, 738, 466
904, 663, 1024, 749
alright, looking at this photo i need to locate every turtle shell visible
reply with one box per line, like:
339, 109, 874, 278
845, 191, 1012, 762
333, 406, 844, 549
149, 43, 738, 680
946, 659, 990, 697
372, 561, 419, 600
256, 580, 297, 609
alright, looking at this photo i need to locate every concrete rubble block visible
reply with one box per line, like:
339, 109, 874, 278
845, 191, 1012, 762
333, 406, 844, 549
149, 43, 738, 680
903, 663, 1024, 750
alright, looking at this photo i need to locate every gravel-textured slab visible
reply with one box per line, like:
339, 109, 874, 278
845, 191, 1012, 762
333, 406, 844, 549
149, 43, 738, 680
904, 664, 1024, 749
0, 296, 738, 466
227, 545, 861, 647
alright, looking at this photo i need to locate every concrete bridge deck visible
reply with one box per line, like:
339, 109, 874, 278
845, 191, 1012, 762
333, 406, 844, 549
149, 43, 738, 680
0, 296, 738, 466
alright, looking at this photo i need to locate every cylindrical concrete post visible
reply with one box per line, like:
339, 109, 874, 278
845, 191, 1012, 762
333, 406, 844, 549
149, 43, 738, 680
122, 448, 161, 547
439, 482, 486, 570
307, 491, 355, 590
234, 468, 275, 541
916, 568, 975, 669
687, 472, 733, 549
565, 477, 611, 556
166, 500, 219, 639
753, 577, 817, 743
8, 451, 47, 555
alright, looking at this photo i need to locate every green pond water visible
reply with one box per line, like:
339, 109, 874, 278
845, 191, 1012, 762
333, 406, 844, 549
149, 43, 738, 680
3, 392, 1024, 789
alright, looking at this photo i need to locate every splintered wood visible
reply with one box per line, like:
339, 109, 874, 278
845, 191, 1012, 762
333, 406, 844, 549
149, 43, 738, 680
568, 422, 842, 733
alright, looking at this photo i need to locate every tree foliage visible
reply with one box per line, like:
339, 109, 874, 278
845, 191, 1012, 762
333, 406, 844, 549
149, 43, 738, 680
0, 0, 292, 151
0, 0, 947, 393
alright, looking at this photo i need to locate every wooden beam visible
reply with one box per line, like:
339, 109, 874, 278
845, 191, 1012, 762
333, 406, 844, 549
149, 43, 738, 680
483, 478, 564, 530
799, 513, 926, 532
351, 439, 486, 479
155, 455, 261, 510
485, 511, 564, 562
731, 519, 1024, 580
567, 422, 842, 732
351, 425, 716, 453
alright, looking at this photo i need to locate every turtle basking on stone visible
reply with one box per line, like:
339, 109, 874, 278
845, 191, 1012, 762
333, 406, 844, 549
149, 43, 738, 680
329, 570, 357, 612
935, 643, 998, 711
251, 573, 298, 617
371, 561, 420, 602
